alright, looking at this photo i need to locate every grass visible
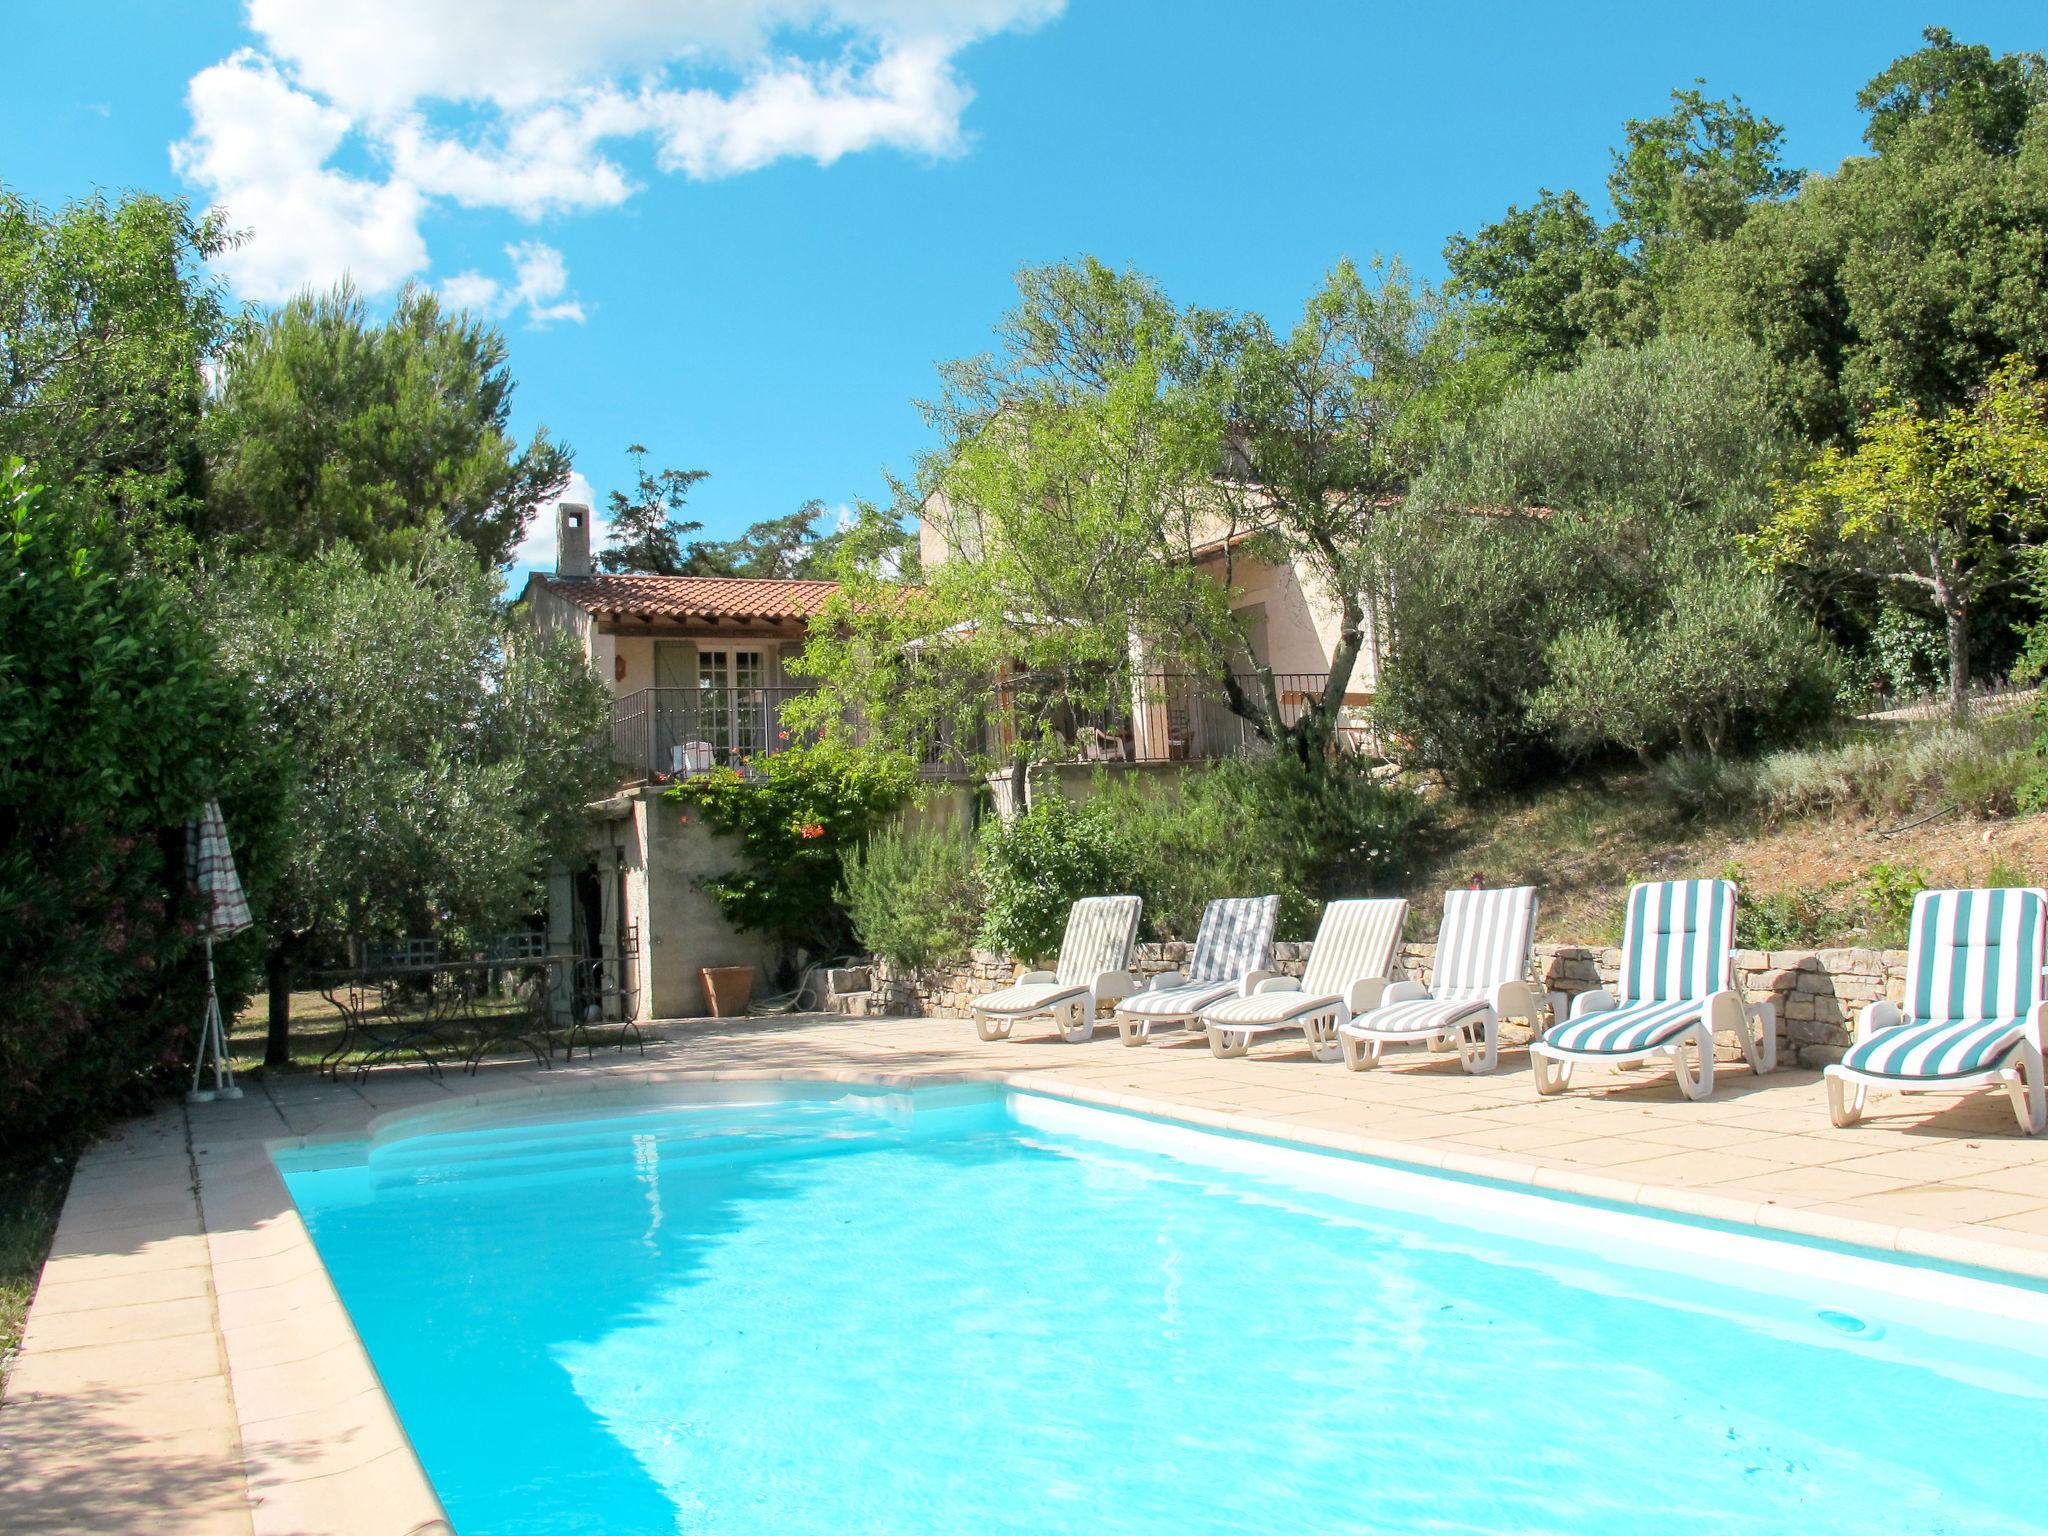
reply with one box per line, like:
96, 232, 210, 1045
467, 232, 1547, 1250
1406, 711, 2048, 948
0, 1138, 80, 1395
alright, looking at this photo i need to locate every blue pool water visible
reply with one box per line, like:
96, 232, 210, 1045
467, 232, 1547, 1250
279, 1085, 2048, 1536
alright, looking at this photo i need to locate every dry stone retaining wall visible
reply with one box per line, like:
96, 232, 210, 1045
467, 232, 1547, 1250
830, 939, 1905, 1069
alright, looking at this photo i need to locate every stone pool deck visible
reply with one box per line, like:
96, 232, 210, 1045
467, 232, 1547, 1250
6, 1011, 2048, 1534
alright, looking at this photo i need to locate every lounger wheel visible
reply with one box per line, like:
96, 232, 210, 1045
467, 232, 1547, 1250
1826, 1074, 1867, 1129
974, 1012, 1012, 1042
1533, 1052, 1571, 1097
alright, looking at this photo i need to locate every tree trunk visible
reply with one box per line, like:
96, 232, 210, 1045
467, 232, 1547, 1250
264, 942, 295, 1068
1944, 602, 1970, 723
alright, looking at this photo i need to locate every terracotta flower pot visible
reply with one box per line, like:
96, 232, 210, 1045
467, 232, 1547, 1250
700, 965, 755, 1018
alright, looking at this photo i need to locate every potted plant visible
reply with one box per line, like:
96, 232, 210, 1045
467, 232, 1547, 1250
699, 964, 755, 1017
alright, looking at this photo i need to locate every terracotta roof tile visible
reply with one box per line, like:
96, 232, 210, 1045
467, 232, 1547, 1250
539, 574, 841, 622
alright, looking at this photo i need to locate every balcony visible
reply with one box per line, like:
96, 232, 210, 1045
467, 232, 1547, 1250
607, 672, 1374, 784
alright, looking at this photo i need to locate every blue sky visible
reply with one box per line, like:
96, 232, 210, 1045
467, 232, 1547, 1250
3, 3, 2040, 579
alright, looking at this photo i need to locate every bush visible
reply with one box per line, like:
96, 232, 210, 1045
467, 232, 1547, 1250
675, 744, 918, 969
975, 793, 1145, 965
1528, 559, 1841, 763
1862, 861, 1928, 948
840, 820, 981, 971
0, 465, 283, 1147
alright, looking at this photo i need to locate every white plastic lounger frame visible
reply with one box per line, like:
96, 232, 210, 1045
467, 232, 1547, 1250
1198, 898, 1407, 1062
969, 896, 1142, 1044
1529, 879, 1775, 1102
1825, 886, 2048, 1136
1115, 895, 1280, 1045
1337, 886, 1540, 1075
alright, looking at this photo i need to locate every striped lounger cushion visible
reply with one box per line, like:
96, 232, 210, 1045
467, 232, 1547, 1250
1543, 997, 1706, 1056
974, 981, 1088, 1015
1123, 896, 1280, 1018
1350, 886, 1538, 1037
1841, 887, 2046, 1081
975, 895, 1142, 1015
1839, 1017, 2029, 1079
1202, 899, 1405, 1027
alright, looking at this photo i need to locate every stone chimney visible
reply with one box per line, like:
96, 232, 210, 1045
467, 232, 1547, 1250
556, 501, 592, 578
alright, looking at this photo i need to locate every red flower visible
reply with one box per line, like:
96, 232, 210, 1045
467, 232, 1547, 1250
799, 823, 825, 840
777, 730, 790, 741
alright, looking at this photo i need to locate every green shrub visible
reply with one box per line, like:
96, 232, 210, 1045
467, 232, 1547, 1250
1529, 559, 1842, 764
674, 743, 917, 968
840, 820, 981, 970
974, 793, 1145, 965
1862, 861, 1929, 947
0, 465, 283, 1147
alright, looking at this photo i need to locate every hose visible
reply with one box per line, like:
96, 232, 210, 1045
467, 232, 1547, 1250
748, 954, 865, 1016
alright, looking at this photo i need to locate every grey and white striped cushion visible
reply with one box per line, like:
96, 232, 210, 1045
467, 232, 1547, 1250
1617, 880, 1735, 1004
1185, 895, 1280, 985
1053, 896, 1142, 989
1429, 885, 1538, 1004
973, 981, 1087, 1016
1298, 899, 1408, 999
1347, 996, 1488, 1038
1120, 980, 1240, 1018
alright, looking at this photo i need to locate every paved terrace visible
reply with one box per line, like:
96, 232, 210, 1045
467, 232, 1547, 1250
6, 1013, 2048, 1535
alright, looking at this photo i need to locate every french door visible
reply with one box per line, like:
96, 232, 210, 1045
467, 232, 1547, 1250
697, 648, 768, 759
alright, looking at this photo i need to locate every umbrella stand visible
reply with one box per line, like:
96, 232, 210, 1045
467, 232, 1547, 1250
188, 936, 243, 1103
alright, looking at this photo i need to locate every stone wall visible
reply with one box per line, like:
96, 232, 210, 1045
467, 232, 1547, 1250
830, 937, 1906, 1068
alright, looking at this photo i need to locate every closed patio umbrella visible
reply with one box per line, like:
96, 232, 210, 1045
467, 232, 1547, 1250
187, 800, 251, 1103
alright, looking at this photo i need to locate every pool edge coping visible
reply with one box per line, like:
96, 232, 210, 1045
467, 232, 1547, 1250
121, 1064, 2048, 1532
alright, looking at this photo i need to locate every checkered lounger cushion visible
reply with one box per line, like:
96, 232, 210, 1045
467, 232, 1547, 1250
1121, 896, 1280, 1018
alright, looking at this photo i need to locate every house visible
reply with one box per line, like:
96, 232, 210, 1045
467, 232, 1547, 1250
526, 469, 1383, 1021
522, 501, 846, 1022
917, 484, 1383, 760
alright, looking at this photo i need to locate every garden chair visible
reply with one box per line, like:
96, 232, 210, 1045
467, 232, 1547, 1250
670, 741, 715, 776
1825, 886, 2047, 1135
1530, 879, 1774, 1101
1198, 898, 1407, 1062
1114, 895, 1281, 1045
970, 896, 1143, 1044
1338, 885, 1540, 1075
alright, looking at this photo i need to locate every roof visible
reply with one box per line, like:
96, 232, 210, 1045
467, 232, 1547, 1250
535, 574, 842, 624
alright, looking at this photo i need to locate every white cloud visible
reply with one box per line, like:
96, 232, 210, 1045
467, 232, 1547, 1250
173, 2, 1063, 304
515, 470, 603, 575
172, 50, 426, 302
440, 240, 586, 327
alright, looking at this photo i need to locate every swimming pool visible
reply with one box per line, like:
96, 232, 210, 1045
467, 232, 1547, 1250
278, 1083, 2048, 1535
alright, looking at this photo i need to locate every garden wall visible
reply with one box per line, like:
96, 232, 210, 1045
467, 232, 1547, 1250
832, 939, 1907, 1068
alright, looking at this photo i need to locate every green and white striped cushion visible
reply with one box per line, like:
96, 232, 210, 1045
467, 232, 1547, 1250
1840, 1016, 2028, 1079
1430, 885, 1538, 1004
1839, 887, 2048, 1081
1298, 899, 1408, 999
1617, 880, 1735, 1004
1053, 896, 1142, 988
1545, 998, 1705, 1056
1186, 895, 1280, 985
1902, 887, 2047, 1026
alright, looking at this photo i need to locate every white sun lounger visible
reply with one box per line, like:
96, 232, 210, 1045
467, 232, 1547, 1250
970, 896, 1142, 1044
1198, 898, 1407, 1062
1826, 886, 2047, 1135
1114, 895, 1280, 1045
1337, 885, 1540, 1075
1529, 879, 1774, 1101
